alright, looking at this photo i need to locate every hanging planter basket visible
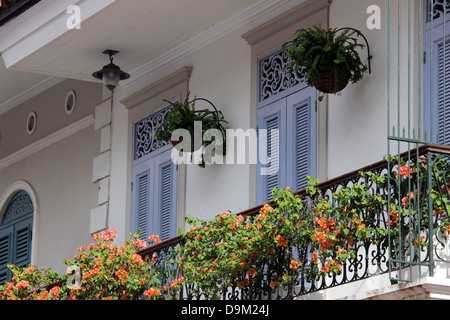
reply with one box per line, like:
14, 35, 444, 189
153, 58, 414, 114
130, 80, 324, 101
170, 132, 201, 153
310, 68, 350, 94
155, 94, 228, 167
170, 135, 183, 148
282, 26, 372, 95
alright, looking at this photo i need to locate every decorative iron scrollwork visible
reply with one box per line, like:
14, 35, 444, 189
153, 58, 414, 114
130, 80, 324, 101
427, 0, 450, 23
134, 106, 172, 160
2, 191, 33, 224
258, 47, 304, 103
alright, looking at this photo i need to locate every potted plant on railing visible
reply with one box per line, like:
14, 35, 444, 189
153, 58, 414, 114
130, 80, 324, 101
155, 94, 228, 167
282, 26, 370, 94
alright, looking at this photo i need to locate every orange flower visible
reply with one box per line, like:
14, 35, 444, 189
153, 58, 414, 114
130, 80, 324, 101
148, 234, 161, 244
144, 288, 162, 297
320, 238, 331, 251
132, 253, 144, 264
313, 231, 325, 242
115, 269, 128, 281
399, 164, 413, 177
289, 259, 301, 269
16, 280, 29, 289
49, 286, 61, 297
276, 234, 288, 247
401, 196, 408, 207
311, 252, 318, 263
24, 265, 35, 274
247, 268, 257, 276
270, 281, 280, 289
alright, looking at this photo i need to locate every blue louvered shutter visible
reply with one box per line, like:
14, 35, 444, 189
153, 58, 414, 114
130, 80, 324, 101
133, 169, 151, 241
0, 227, 12, 284
12, 218, 32, 269
287, 87, 317, 190
131, 147, 177, 242
257, 98, 286, 204
156, 158, 177, 242
0, 191, 34, 283
438, 40, 450, 145
424, 10, 450, 144
257, 86, 316, 203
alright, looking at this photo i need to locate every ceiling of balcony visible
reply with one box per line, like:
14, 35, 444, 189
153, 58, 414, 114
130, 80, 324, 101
0, 0, 270, 108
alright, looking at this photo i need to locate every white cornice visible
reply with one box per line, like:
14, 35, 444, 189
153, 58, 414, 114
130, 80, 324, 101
0, 0, 117, 69
120, 66, 192, 109
0, 114, 94, 170
241, 0, 332, 45
121, 0, 292, 92
0, 76, 64, 115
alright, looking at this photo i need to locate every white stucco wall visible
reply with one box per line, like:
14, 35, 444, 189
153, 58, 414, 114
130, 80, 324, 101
109, 0, 422, 244
0, 126, 100, 274
0, 79, 103, 274
327, 0, 388, 177
183, 29, 253, 221
327, 0, 421, 178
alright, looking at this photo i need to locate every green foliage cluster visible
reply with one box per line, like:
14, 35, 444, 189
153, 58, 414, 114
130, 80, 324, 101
175, 154, 450, 299
0, 229, 163, 300
0, 154, 448, 300
282, 26, 368, 92
155, 94, 228, 152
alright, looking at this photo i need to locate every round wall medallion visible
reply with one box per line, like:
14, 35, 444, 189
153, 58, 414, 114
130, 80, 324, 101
26, 112, 37, 135
65, 90, 76, 115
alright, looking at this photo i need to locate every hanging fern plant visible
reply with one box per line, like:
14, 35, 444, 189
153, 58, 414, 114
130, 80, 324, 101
282, 26, 369, 94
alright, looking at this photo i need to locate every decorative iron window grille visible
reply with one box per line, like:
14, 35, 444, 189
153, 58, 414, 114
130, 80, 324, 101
133, 105, 172, 161
426, 0, 450, 24
258, 47, 304, 103
1, 191, 33, 225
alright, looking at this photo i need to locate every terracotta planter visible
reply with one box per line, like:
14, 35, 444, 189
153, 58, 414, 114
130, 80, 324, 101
310, 68, 350, 94
170, 135, 199, 153
170, 136, 183, 148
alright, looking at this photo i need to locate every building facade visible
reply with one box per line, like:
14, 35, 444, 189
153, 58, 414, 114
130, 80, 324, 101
0, 0, 449, 299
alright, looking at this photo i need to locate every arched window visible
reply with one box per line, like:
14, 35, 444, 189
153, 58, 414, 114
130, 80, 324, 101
0, 190, 34, 283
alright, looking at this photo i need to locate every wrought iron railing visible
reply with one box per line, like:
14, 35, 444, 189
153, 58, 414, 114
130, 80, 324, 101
0, 0, 40, 27
137, 144, 450, 300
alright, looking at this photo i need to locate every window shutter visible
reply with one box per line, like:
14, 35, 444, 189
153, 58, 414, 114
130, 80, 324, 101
132, 104, 179, 243
294, 101, 311, 189
13, 218, 32, 268
438, 41, 450, 145
257, 99, 286, 204
0, 228, 12, 284
158, 162, 175, 241
136, 170, 150, 241
131, 147, 177, 242
287, 88, 317, 191
265, 117, 280, 201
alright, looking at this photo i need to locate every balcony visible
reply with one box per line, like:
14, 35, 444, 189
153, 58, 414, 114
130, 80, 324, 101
0, 0, 40, 27
136, 144, 450, 300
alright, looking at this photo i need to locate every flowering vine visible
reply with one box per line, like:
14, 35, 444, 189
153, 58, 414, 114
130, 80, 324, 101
0, 229, 164, 300
0, 153, 448, 300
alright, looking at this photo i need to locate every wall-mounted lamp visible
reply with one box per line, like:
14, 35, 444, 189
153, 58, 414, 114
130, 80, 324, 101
92, 49, 130, 91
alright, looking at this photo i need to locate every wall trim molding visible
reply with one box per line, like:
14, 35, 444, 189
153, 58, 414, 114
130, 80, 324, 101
120, 0, 291, 92
120, 66, 193, 109
241, 0, 332, 45
0, 114, 94, 170
0, 76, 64, 115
